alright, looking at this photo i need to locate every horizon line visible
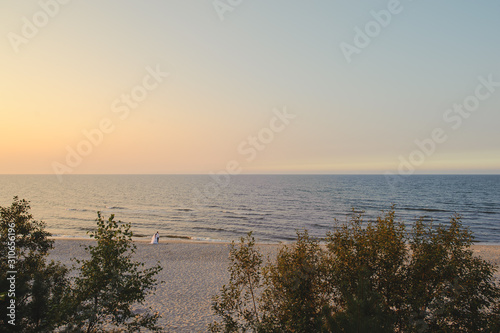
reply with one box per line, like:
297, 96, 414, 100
1, 173, 499, 176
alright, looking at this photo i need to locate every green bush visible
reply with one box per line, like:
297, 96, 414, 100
63, 212, 163, 332
0, 197, 69, 332
260, 231, 330, 332
0, 198, 164, 332
210, 208, 500, 332
209, 232, 264, 332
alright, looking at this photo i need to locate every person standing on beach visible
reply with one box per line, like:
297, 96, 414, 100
151, 231, 159, 244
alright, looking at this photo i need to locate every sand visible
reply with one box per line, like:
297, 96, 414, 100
48, 239, 278, 332
48, 239, 500, 332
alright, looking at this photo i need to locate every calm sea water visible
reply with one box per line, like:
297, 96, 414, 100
0, 175, 499, 243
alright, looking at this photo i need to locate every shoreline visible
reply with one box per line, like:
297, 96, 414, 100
49, 235, 500, 247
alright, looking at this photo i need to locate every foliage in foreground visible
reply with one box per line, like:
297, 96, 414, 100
63, 212, 163, 332
0, 197, 68, 332
0, 198, 163, 333
210, 209, 500, 332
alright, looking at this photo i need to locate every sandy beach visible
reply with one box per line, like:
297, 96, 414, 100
48, 239, 500, 332
48, 239, 278, 332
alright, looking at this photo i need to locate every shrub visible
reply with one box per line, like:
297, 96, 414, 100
402, 215, 500, 331
326, 209, 406, 332
210, 208, 500, 332
0, 197, 69, 332
260, 230, 330, 332
209, 232, 264, 332
63, 212, 163, 332
1, 199, 165, 332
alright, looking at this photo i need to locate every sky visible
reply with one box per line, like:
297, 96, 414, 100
1, 0, 499, 175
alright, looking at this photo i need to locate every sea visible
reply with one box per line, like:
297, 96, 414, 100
1, 175, 499, 244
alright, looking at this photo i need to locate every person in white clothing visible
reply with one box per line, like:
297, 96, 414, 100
151, 231, 159, 244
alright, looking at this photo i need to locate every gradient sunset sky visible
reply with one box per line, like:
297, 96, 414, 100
1, 1, 499, 175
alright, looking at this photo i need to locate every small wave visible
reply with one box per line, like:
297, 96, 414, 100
66, 208, 93, 212
50, 234, 92, 239
308, 223, 331, 229
223, 215, 249, 220
78, 227, 95, 232
242, 212, 272, 217
276, 235, 297, 241
237, 206, 254, 211
402, 207, 448, 213
189, 236, 228, 243
163, 234, 191, 239
347, 209, 365, 214
192, 226, 226, 232
54, 216, 91, 223
175, 208, 193, 212
105, 206, 127, 210
128, 212, 169, 219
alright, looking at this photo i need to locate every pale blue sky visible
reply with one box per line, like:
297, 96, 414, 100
1, 1, 499, 174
